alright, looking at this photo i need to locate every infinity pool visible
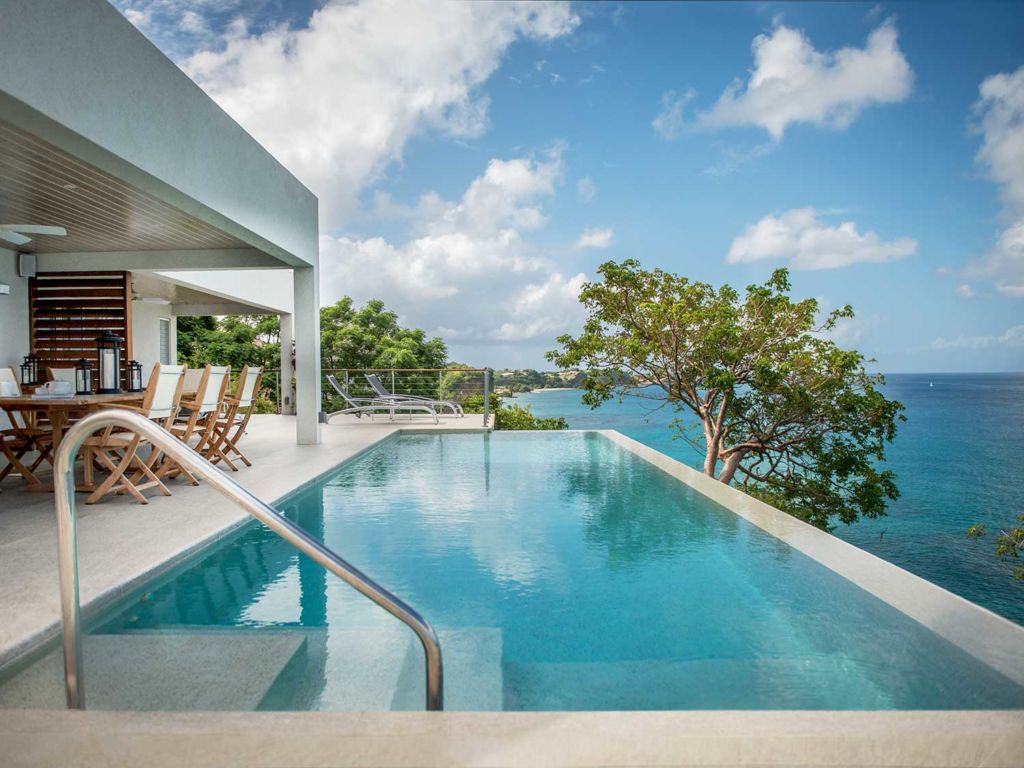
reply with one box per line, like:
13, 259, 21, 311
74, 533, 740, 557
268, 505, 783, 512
94, 432, 1024, 710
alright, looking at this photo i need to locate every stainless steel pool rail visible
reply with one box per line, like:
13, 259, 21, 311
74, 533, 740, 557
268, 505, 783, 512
53, 410, 444, 711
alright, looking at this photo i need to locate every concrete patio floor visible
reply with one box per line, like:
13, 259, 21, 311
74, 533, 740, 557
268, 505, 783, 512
0, 413, 487, 673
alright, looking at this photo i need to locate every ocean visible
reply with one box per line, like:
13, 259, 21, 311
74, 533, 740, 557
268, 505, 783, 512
517, 373, 1024, 625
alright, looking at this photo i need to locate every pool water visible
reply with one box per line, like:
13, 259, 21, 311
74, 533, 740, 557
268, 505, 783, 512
97, 432, 1024, 711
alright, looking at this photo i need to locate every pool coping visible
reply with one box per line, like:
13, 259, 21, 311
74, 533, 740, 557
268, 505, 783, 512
596, 429, 1024, 688
3, 709, 1023, 767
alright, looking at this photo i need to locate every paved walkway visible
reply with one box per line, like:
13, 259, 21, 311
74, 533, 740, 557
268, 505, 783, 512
0, 414, 486, 671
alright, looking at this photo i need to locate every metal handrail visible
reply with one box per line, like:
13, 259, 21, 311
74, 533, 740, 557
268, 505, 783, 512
53, 410, 443, 711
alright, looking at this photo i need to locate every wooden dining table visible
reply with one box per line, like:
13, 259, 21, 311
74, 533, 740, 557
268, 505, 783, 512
1, 392, 144, 489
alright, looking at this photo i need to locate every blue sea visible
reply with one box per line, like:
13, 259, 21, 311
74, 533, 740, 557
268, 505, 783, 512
518, 373, 1024, 626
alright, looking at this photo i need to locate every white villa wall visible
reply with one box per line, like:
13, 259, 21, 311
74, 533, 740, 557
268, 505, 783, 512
131, 302, 176, 373
0, 248, 30, 374
156, 270, 294, 316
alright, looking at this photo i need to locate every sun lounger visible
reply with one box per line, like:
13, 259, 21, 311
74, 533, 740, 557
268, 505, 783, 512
364, 373, 463, 417
325, 375, 438, 424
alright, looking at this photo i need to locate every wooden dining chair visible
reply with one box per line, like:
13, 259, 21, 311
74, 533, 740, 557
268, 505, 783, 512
82, 363, 187, 504
46, 367, 76, 384
171, 364, 230, 456
206, 366, 262, 471
0, 367, 52, 487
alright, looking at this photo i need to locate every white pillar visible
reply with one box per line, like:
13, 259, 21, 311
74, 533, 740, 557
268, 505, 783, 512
278, 313, 295, 415
293, 266, 321, 444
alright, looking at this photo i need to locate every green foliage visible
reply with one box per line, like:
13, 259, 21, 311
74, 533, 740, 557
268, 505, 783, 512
176, 314, 280, 370
462, 393, 568, 431
320, 298, 447, 370
967, 517, 1024, 580
548, 259, 904, 530
495, 403, 568, 431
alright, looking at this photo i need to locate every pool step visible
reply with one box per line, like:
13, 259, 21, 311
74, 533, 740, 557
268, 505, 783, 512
503, 655, 892, 710
391, 628, 504, 711
0, 630, 306, 710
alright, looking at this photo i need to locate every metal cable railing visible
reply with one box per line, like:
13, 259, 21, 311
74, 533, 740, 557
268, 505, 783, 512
53, 410, 444, 710
260, 367, 492, 426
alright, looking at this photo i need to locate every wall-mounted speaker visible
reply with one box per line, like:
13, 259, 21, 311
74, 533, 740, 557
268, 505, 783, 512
18, 253, 36, 278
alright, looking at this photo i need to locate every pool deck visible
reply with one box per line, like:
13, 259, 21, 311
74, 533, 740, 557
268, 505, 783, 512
0, 413, 488, 673
3, 709, 1023, 767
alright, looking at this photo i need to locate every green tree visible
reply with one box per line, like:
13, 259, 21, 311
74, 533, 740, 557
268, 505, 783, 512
462, 393, 568, 431
176, 314, 279, 369
548, 259, 904, 530
319, 298, 447, 370
967, 518, 1024, 580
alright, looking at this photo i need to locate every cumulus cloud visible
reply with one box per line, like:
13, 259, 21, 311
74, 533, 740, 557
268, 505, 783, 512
319, 148, 587, 346
573, 227, 614, 250
727, 207, 917, 270
965, 66, 1024, 297
929, 325, 1024, 351
696, 20, 913, 141
973, 67, 1024, 210
142, 0, 580, 227
653, 88, 694, 140
956, 283, 975, 299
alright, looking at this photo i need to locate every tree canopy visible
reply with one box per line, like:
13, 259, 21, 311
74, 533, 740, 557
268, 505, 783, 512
548, 259, 905, 530
320, 298, 447, 370
177, 297, 448, 371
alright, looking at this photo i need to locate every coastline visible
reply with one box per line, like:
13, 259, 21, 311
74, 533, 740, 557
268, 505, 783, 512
529, 387, 578, 392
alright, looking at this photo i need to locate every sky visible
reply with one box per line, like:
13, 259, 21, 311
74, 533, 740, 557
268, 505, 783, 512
111, 1, 1024, 372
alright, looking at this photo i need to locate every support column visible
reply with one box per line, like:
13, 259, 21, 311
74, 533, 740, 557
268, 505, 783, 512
293, 266, 321, 444
278, 313, 295, 415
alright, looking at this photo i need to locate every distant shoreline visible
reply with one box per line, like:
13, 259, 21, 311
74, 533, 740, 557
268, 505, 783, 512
529, 387, 577, 392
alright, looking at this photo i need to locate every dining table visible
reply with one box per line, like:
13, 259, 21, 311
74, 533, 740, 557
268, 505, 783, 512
0, 392, 145, 490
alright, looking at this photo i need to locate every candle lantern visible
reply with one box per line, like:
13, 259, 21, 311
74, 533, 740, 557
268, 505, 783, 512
75, 358, 94, 395
95, 330, 123, 394
126, 360, 144, 392
19, 353, 40, 386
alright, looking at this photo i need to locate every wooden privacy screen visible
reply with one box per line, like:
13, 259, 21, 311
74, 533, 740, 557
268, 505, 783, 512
28, 271, 133, 383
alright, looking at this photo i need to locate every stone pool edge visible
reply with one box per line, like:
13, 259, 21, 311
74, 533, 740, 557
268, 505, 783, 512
597, 429, 1024, 688
2, 709, 1022, 768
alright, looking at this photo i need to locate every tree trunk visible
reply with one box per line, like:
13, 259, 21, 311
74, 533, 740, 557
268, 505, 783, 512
702, 419, 719, 477
717, 450, 746, 485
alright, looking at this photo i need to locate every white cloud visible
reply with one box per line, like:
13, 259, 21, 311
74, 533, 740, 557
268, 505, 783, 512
727, 207, 917, 270
171, 0, 579, 227
929, 325, 1024, 351
319, 149, 587, 346
973, 66, 1024, 210
696, 20, 913, 141
965, 66, 1024, 297
652, 88, 694, 140
576, 176, 597, 203
956, 283, 975, 299
573, 227, 614, 250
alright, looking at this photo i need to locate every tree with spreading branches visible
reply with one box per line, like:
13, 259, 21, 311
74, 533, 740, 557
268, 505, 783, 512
548, 260, 905, 530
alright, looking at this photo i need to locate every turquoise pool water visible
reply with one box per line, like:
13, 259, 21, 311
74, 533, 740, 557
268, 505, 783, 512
518, 374, 1024, 625
97, 432, 1024, 711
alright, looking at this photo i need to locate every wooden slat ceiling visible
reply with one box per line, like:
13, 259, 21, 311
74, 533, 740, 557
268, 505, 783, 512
0, 118, 248, 253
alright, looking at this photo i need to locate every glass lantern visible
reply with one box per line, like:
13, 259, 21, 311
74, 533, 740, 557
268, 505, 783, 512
126, 360, 144, 392
95, 330, 123, 394
20, 353, 40, 386
75, 358, 94, 395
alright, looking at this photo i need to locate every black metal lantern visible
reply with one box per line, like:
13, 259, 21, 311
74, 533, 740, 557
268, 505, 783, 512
19, 353, 40, 386
95, 330, 123, 394
75, 358, 94, 395
126, 360, 144, 392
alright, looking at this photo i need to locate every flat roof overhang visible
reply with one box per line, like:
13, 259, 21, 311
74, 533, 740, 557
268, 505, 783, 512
0, 0, 317, 272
